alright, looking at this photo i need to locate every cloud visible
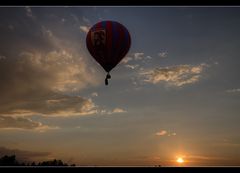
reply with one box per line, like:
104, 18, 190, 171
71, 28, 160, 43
91, 92, 98, 97
226, 88, 240, 93
140, 63, 208, 87
187, 155, 230, 161
213, 140, 240, 147
18, 50, 97, 92
125, 64, 139, 70
0, 115, 59, 132
155, 130, 167, 136
0, 92, 97, 118
112, 108, 127, 113
0, 27, 100, 120
158, 52, 168, 58
0, 12, 110, 131
0, 50, 98, 115
0, 146, 51, 162
146, 56, 152, 59
121, 53, 152, 64
99, 108, 127, 115
79, 26, 90, 33
121, 57, 133, 64
44, 97, 98, 117
155, 130, 176, 137
188, 155, 228, 160
133, 53, 144, 60
25, 7, 35, 20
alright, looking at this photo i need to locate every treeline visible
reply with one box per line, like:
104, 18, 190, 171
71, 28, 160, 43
0, 155, 76, 166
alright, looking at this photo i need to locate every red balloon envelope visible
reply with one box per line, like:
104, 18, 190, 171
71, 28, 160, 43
86, 21, 131, 85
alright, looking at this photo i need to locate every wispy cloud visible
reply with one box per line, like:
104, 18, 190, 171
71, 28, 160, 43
146, 56, 152, 59
25, 7, 35, 20
0, 115, 59, 132
133, 53, 144, 60
155, 130, 176, 137
226, 88, 240, 93
0, 95, 98, 118
187, 155, 230, 161
121, 57, 133, 64
120, 53, 152, 64
91, 92, 98, 97
212, 139, 240, 147
140, 63, 208, 87
155, 130, 167, 136
79, 26, 90, 33
125, 64, 139, 70
158, 52, 168, 58
99, 108, 127, 115
168, 132, 177, 136
112, 108, 127, 113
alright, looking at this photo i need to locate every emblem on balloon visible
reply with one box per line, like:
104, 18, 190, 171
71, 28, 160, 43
91, 29, 106, 48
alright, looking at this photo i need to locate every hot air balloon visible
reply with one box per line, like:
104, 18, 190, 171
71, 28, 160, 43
86, 21, 131, 85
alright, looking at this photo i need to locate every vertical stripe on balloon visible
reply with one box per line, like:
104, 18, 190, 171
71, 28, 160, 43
106, 21, 112, 65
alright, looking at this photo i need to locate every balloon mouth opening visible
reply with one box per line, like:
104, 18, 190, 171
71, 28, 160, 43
106, 73, 111, 79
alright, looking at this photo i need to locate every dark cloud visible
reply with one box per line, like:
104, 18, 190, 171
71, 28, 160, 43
0, 7, 101, 127
0, 7, 87, 58
0, 146, 51, 162
0, 46, 98, 118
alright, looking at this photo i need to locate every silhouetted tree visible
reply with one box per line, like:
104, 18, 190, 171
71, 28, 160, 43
0, 155, 75, 166
37, 159, 68, 166
0, 155, 19, 166
31, 162, 36, 166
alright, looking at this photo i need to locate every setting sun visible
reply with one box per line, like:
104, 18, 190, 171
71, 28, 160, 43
176, 157, 184, 164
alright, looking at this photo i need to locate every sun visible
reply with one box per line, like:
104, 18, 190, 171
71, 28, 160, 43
176, 157, 184, 164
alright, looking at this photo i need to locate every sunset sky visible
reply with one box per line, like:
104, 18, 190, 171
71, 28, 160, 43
0, 6, 240, 166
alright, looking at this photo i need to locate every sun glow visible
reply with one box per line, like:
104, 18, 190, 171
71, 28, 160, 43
176, 157, 184, 163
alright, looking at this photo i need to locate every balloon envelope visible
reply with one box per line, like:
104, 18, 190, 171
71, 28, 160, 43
86, 21, 131, 73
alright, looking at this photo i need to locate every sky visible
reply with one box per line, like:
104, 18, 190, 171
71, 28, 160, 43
0, 6, 240, 166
